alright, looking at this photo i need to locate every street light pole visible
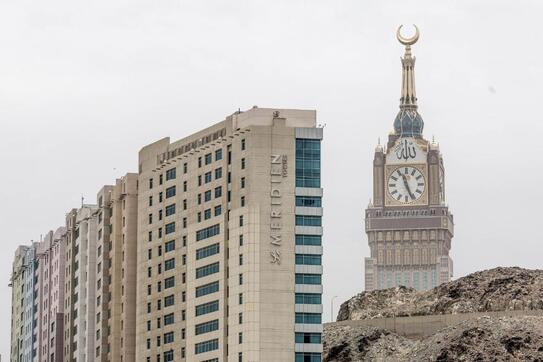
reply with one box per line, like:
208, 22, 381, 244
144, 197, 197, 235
330, 295, 339, 323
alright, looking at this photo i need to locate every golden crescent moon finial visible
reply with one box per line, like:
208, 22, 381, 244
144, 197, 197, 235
396, 24, 419, 46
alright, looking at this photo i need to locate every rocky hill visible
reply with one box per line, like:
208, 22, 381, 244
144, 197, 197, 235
324, 316, 543, 361
337, 267, 543, 321
325, 267, 543, 361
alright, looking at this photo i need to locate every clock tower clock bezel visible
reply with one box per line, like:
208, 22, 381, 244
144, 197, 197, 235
384, 163, 428, 206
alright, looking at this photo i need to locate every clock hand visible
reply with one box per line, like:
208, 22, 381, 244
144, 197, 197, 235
401, 173, 415, 199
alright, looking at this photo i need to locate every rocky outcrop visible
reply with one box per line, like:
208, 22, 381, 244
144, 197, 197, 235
324, 316, 543, 361
337, 267, 543, 321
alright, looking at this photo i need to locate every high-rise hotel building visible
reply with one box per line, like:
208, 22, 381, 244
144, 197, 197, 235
136, 107, 324, 362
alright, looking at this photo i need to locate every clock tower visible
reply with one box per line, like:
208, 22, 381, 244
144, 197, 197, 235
364, 26, 454, 291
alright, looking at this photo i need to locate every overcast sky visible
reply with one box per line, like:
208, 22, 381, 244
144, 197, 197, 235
1, 0, 543, 356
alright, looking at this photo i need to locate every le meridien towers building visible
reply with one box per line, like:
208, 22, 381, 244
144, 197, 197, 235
364, 26, 454, 291
136, 107, 324, 362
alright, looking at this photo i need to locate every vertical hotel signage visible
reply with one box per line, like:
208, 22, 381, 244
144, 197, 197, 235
270, 154, 288, 264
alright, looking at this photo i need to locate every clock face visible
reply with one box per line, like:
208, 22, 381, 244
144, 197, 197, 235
387, 166, 426, 204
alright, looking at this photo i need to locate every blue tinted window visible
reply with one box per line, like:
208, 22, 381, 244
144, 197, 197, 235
295, 235, 322, 246
296, 139, 321, 188
295, 215, 322, 227
295, 196, 322, 207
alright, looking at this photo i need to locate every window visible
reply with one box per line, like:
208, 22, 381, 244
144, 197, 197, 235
198, 157, 202, 167
295, 215, 322, 227
165, 240, 175, 252
183, 162, 188, 174
148, 213, 153, 224
239, 353, 243, 362
295, 254, 322, 266
239, 215, 244, 227
164, 350, 174, 362
165, 204, 176, 216
239, 273, 243, 285
163, 313, 174, 326
214, 205, 221, 216
239, 254, 244, 266
205, 153, 212, 165
149, 196, 153, 206
295, 196, 322, 207
164, 295, 174, 307
239, 234, 244, 246
159, 209, 163, 220
147, 338, 151, 350
241, 177, 245, 188
238, 332, 243, 344
295, 353, 322, 362
147, 249, 152, 260
295, 273, 322, 285
165, 222, 175, 234
149, 178, 154, 189
148, 231, 153, 242
196, 224, 220, 241
295, 235, 322, 246
239, 312, 243, 324
183, 181, 187, 192
198, 175, 202, 186
164, 258, 175, 271
196, 262, 219, 279
239, 293, 243, 304
240, 196, 245, 207
196, 243, 220, 260
196, 281, 219, 297
214, 186, 222, 198
198, 212, 202, 222
241, 158, 246, 169
195, 300, 219, 316
296, 139, 321, 188
165, 186, 176, 198
159, 174, 163, 185
205, 172, 212, 184
165, 277, 175, 289
215, 149, 222, 161
295, 293, 322, 305
165, 168, 176, 181
163, 332, 174, 344
204, 209, 211, 220
182, 235, 187, 247
183, 217, 187, 228
195, 339, 219, 355
241, 138, 246, 150
295, 313, 322, 324
215, 167, 222, 179
195, 319, 219, 335
204, 190, 212, 202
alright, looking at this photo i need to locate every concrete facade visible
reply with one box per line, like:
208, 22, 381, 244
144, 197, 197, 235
136, 107, 323, 362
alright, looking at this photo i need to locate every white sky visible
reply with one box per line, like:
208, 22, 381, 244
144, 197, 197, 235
1, 0, 543, 356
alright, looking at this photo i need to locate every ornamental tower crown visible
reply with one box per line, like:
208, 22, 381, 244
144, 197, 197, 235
393, 25, 424, 138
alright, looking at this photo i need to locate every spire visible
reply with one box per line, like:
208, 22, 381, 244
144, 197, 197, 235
397, 24, 419, 110
393, 25, 424, 138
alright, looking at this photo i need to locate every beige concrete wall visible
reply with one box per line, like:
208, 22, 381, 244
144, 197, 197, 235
327, 310, 543, 340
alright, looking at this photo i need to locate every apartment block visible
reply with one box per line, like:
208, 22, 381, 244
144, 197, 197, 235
63, 205, 99, 362
95, 173, 138, 362
35, 228, 66, 362
10, 245, 32, 362
135, 107, 323, 362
